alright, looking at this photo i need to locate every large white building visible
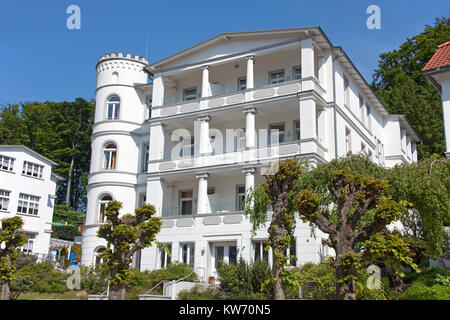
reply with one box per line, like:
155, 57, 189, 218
0, 145, 62, 257
81, 27, 419, 280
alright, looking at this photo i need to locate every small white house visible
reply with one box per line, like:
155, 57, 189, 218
0, 145, 63, 258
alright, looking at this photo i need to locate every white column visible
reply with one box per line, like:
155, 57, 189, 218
246, 56, 254, 89
197, 115, 211, 155
201, 66, 210, 98
149, 121, 165, 163
146, 177, 164, 217
301, 38, 315, 78
441, 77, 450, 158
152, 74, 165, 107
243, 107, 256, 149
299, 97, 317, 154
243, 167, 256, 193
196, 173, 209, 214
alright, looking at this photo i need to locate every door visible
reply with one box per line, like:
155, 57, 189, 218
210, 242, 237, 278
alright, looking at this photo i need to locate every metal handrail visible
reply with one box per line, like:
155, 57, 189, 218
142, 267, 200, 295
143, 279, 167, 295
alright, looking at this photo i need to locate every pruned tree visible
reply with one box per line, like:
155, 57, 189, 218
0, 217, 28, 300
97, 200, 162, 300
291, 154, 419, 299
244, 159, 304, 300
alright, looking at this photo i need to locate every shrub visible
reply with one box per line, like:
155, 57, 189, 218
177, 285, 219, 300
80, 264, 109, 294
400, 267, 450, 300
9, 274, 33, 300
16, 262, 68, 293
15, 253, 37, 270
216, 258, 272, 299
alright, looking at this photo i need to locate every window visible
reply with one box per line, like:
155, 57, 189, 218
359, 94, 365, 124
0, 155, 14, 172
236, 185, 246, 211
376, 139, 384, 165
17, 193, 40, 216
269, 70, 285, 84
294, 120, 300, 140
368, 149, 373, 160
361, 142, 367, 154
180, 136, 194, 157
237, 77, 247, 91
160, 243, 172, 268
181, 243, 195, 266
103, 143, 117, 170
254, 241, 269, 264
229, 246, 237, 265
286, 239, 296, 266
269, 123, 285, 144
293, 66, 302, 80
20, 232, 36, 254
345, 127, 351, 154
138, 193, 146, 208
146, 96, 152, 119
0, 189, 10, 211
112, 72, 119, 83
401, 129, 406, 152
107, 96, 120, 120
180, 190, 193, 216
22, 161, 43, 179
343, 75, 350, 107
366, 105, 372, 132
98, 195, 113, 223
183, 88, 197, 101
234, 128, 246, 151
142, 144, 149, 173
94, 247, 105, 266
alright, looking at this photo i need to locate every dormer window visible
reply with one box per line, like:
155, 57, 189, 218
107, 96, 120, 120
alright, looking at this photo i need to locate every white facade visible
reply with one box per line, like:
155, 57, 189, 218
0, 145, 61, 257
82, 28, 419, 280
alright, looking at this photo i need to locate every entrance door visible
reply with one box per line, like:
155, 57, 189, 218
210, 242, 237, 278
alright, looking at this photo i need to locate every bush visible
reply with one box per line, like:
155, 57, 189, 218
177, 285, 219, 300
400, 267, 450, 300
80, 264, 109, 294
16, 253, 37, 269
216, 258, 272, 299
16, 262, 68, 293
9, 275, 33, 300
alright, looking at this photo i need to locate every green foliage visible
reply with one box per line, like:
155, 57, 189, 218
388, 156, 450, 256
355, 273, 394, 300
0, 98, 95, 209
216, 258, 273, 299
15, 262, 68, 294
79, 264, 109, 294
9, 275, 33, 300
400, 267, 450, 300
244, 185, 270, 236
177, 285, 219, 300
283, 259, 337, 300
97, 201, 161, 289
52, 225, 80, 241
372, 17, 450, 158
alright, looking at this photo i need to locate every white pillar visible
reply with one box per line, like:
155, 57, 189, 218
243, 107, 256, 149
301, 38, 315, 79
299, 97, 317, 154
152, 74, 165, 107
246, 56, 254, 89
243, 167, 255, 193
197, 115, 211, 155
441, 77, 450, 158
146, 177, 164, 217
201, 66, 210, 98
149, 121, 165, 163
196, 173, 209, 214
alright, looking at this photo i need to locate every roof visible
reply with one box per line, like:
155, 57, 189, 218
0, 145, 58, 166
422, 41, 450, 72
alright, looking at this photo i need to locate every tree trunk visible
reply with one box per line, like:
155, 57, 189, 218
65, 151, 75, 207
335, 237, 357, 300
272, 253, 286, 300
109, 284, 127, 300
388, 270, 405, 293
1, 282, 10, 300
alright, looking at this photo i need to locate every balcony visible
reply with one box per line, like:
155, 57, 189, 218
153, 77, 325, 119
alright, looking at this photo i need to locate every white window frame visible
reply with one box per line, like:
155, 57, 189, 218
183, 88, 197, 101
269, 122, 285, 144
98, 194, 113, 223
179, 190, 193, 216
142, 143, 149, 173
253, 240, 270, 264
146, 96, 152, 119
292, 66, 302, 80
0, 155, 15, 172
160, 243, 172, 268
0, 189, 11, 211
345, 127, 352, 154
22, 161, 44, 179
19, 232, 36, 254
236, 184, 246, 211
180, 243, 195, 266
106, 96, 120, 120
293, 120, 300, 140
269, 70, 285, 85
343, 75, 350, 107
103, 143, 117, 170
17, 193, 40, 216
237, 77, 247, 91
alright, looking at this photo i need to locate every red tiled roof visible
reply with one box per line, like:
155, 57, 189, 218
422, 41, 450, 71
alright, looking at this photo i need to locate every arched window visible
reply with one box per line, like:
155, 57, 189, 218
107, 96, 120, 120
103, 143, 117, 170
98, 194, 113, 223
94, 247, 106, 266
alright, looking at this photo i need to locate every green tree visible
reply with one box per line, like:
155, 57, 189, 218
0, 217, 28, 300
387, 156, 450, 256
372, 17, 450, 158
244, 159, 304, 300
291, 154, 419, 300
97, 201, 162, 300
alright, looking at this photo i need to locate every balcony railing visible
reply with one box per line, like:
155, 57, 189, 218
153, 77, 325, 118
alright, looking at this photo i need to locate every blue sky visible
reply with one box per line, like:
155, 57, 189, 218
0, 0, 449, 105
